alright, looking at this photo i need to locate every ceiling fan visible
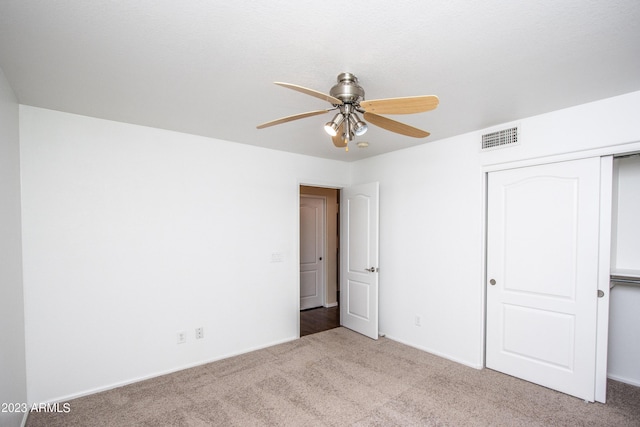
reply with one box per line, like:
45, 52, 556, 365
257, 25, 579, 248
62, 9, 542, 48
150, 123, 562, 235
257, 72, 439, 151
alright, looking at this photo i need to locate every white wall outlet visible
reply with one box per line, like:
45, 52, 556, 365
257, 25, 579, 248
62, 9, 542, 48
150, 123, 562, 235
195, 327, 204, 339
415, 315, 422, 327
177, 331, 186, 344
271, 252, 284, 263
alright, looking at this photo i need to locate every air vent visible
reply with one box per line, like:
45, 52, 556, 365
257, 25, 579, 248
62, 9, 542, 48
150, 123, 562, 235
482, 126, 519, 150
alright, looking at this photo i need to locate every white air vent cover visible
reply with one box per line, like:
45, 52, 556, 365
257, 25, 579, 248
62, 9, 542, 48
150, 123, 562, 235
482, 126, 519, 150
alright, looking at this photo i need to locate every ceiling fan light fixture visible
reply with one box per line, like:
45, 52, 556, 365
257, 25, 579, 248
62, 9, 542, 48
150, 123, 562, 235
349, 113, 368, 136
324, 113, 344, 136
257, 73, 438, 150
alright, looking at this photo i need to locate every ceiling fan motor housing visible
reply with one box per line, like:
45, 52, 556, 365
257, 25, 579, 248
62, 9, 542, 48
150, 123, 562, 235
330, 72, 364, 104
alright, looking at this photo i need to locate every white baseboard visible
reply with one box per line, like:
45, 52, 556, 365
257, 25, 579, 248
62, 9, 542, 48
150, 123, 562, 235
324, 302, 338, 308
37, 335, 299, 406
608, 373, 640, 387
384, 334, 483, 370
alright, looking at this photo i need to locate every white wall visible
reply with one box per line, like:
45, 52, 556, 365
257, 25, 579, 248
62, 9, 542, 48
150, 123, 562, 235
351, 91, 640, 368
478, 91, 640, 166
351, 134, 485, 366
19, 106, 350, 404
19, 90, 640, 404
0, 67, 27, 426
608, 155, 640, 386
611, 155, 640, 270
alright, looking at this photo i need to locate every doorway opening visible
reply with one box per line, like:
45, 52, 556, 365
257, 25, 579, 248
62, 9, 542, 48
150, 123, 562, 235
608, 153, 640, 389
300, 185, 340, 336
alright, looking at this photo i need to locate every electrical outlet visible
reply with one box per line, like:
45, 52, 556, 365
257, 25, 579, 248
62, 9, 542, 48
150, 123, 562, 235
177, 331, 186, 344
195, 327, 204, 340
415, 315, 422, 327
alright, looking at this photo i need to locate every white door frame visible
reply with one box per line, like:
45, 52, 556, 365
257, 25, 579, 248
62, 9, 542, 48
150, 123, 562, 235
296, 181, 346, 338
297, 180, 380, 340
480, 140, 640, 403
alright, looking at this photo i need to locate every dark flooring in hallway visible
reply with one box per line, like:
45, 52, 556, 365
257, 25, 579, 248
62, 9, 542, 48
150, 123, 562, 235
300, 305, 340, 337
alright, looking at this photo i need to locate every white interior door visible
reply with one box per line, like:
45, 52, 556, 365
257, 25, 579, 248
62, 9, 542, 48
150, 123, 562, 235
300, 196, 325, 310
486, 157, 603, 402
340, 182, 379, 339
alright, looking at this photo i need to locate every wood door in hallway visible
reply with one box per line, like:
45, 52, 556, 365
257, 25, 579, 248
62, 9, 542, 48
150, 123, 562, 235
300, 195, 325, 310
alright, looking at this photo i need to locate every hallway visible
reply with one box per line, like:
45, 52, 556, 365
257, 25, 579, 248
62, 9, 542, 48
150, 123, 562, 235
300, 306, 339, 337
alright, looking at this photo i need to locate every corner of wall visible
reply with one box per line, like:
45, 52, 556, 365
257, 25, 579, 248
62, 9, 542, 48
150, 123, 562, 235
0, 65, 28, 427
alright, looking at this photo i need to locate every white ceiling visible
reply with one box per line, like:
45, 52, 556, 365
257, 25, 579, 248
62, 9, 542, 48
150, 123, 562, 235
1, 1, 639, 161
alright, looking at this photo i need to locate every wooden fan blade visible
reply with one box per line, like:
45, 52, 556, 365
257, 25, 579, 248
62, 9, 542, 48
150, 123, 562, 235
331, 122, 347, 147
274, 82, 343, 105
360, 95, 439, 115
363, 112, 430, 138
256, 110, 330, 129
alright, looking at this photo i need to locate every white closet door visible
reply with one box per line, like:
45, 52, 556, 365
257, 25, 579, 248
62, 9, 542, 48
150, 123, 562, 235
486, 157, 602, 402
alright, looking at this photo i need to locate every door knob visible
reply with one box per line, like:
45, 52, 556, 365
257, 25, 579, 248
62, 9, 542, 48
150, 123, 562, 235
489, 279, 496, 286
365, 267, 377, 272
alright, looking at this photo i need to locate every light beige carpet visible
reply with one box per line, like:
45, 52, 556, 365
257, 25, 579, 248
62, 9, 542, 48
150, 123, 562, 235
27, 327, 640, 426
